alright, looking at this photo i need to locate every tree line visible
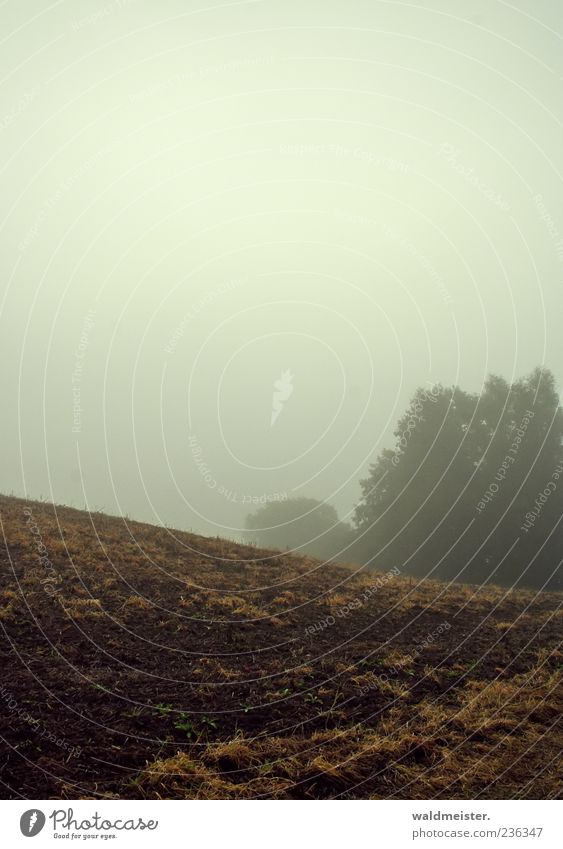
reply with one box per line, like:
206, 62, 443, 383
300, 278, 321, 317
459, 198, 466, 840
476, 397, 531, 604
244, 367, 562, 591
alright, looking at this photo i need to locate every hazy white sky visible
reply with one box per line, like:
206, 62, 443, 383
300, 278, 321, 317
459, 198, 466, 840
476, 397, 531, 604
1, 0, 562, 537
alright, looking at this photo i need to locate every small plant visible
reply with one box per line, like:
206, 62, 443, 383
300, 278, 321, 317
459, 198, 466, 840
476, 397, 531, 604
153, 703, 173, 717
360, 657, 383, 668
174, 717, 198, 739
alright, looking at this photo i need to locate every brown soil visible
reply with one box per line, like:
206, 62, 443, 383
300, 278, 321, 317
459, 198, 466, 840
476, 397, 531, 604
0, 495, 561, 799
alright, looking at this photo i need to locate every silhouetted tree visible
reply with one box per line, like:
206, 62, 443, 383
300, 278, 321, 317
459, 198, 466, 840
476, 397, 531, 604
245, 497, 354, 562
354, 368, 562, 590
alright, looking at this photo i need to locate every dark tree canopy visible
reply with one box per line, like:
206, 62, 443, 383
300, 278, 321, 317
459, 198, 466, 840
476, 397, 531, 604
353, 368, 562, 590
245, 497, 355, 562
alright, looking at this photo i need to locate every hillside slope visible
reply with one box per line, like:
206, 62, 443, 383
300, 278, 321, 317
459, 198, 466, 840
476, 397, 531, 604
0, 495, 561, 799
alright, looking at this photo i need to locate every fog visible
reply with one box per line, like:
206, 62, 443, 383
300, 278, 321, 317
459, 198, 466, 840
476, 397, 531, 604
1, 0, 562, 540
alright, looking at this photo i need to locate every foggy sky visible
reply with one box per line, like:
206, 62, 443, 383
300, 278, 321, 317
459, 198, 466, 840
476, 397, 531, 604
1, 0, 562, 539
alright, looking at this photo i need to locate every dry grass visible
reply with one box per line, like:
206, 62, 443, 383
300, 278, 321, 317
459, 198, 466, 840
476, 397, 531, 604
138, 663, 562, 799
